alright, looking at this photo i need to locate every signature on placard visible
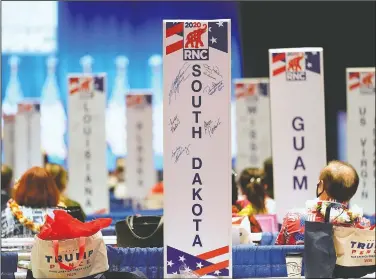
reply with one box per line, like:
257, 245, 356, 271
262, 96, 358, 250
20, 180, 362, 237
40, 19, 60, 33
169, 62, 191, 104
171, 144, 191, 163
204, 80, 224, 96
169, 115, 180, 133
204, 118, 222, 137
203, 64, 222, 80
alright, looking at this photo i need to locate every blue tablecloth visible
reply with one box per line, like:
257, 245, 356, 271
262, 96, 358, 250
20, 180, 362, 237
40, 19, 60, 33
109, 196, 133, 212
2, 245, 304, 278
106, 245, 304, 278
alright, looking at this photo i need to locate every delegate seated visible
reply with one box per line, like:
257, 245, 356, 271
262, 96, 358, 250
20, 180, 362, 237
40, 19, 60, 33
275, 160, 370, 245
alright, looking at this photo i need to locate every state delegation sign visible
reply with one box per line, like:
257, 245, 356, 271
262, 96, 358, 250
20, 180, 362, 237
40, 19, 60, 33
346, 68, 375, 214
67, 74, 109, 215
234, 78, 271, 171
126, 92, 156, 201
268, 48, 327, 223
163, 19, 232, 278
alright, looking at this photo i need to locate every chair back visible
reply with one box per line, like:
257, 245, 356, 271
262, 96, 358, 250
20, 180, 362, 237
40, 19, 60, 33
255, 214, 278, 232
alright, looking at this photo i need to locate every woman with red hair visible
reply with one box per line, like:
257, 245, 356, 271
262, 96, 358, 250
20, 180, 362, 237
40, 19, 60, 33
1, 166, 61, 238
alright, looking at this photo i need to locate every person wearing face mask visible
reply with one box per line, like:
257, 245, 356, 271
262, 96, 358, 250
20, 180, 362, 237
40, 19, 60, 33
275, 160, 371, 245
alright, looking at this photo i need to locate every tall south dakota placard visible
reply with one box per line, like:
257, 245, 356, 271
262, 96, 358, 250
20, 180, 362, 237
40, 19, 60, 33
163, 20, 232, 278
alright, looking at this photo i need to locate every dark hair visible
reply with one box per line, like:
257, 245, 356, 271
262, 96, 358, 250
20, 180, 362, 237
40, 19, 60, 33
238, 168, 267, 214
320, 160, 359, 203
14, 166, 60, 208
263, 157, 274, 198
232, 172, 237, 206
45, 163, 68, 193
1, 164, 13, 191
43, 153, 49, 166
116, 166, 124, 173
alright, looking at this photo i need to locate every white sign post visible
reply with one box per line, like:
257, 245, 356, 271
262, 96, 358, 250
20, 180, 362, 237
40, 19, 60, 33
268, 48, 327, 222
14, 103, 42, 179
67, 74, 109, 214
2, 114, 16, 169
346, 68, 375, 214
126, 92, 156, 203
163, 19, 232, 278
234, 78, 271, 172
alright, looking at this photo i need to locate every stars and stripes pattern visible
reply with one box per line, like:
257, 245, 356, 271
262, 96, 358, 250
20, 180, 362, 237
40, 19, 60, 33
69, 76, 104, 95
69, 77, 92, 95
259, 82, 269, 97
167, 246, 229, 277
271, 51, 321, 77
165, 21, 228, 55
165, 22, 184, 55
208, 21, 228, 53
18, 103, 40, 113
2, 114, 15, 121
348, 72, 360, 91
235, 83, 256, 99
305, 52, 320, 74
94, 76, 104, 93
126, 95, 152, 107
271, 53, 286, 76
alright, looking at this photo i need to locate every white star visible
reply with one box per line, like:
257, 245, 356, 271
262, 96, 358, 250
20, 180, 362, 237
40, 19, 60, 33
179, 255, 186, 262
208, 26, 212, 32
172, 272, 178, 274
216, 21, 224, 27
184, 266, 192, 272
214, 270, 221, 275
210, 37, 217, 44
196, 262, 203, 269
307, 62, 312, 68
167, 260, 174, 267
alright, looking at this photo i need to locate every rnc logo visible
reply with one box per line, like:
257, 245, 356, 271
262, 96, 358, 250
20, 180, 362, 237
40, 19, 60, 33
286, 52, 306, 81
183, 22, 209, 61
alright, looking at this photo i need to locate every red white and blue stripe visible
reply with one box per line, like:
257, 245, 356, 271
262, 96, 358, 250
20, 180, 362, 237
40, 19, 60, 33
167, 246, 229, 276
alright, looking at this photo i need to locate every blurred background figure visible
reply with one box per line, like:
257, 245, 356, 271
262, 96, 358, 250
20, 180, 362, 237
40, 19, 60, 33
145, 181, 164, 210
232, 170, 262, 233
263, 157, 274, 199
237, 168, 275, 215
45, 163, 86, 220
1, 166, 61, 238
113, 165, 126, 199
1, 164, 13, 210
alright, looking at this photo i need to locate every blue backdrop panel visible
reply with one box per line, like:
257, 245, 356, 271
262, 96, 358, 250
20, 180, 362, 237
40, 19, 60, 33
2, 1, 243, 170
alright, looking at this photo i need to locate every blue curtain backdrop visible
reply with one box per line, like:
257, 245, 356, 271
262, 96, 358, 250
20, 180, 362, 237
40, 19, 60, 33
2, 1, 243, 170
